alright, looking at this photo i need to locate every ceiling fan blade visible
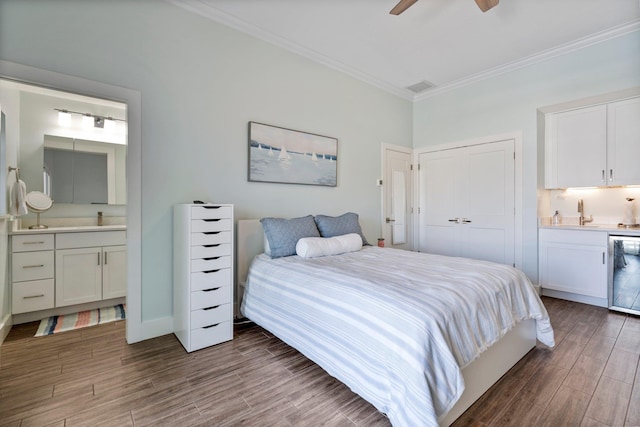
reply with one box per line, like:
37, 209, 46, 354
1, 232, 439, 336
390, 0, 418, 15
474, 0, 499, 12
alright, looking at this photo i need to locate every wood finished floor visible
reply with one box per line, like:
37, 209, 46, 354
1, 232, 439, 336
0, 297, 638, 427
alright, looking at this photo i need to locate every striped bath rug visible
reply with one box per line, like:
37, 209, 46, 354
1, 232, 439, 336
35, 304, 126, 337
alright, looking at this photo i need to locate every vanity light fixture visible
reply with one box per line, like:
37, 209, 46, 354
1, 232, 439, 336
54, 108, 125, 129
57, 110, 72, 126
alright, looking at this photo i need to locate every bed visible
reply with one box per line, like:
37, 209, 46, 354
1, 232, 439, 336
237, 219, 554, 427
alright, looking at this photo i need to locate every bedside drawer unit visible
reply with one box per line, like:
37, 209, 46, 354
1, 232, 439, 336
12, 251, 55, 282
191, 219, 232, 233
190, 303, 231, 329
191, 231, 232, 246
174, 203, 234, 352
191, 243, 232, 259
191, 256, 231, 273
191, 269, 232, 291
190, 321, 233, 352
191, 286, 232, 309
12, 279, 55, 314
191, 206, 233, 220
12, 234, 54, 252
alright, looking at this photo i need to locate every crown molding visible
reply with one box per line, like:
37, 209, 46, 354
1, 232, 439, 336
167, 0, 416, 101
169, 0, 639, 103
414, 19, 640, 101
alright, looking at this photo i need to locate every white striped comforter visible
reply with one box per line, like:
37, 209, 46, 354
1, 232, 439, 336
241, 247, 554, 427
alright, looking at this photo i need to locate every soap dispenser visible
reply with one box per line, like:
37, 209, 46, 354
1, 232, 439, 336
552, 210, 561, 225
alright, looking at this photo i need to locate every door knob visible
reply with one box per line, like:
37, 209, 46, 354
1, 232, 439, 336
386, 217, 395, 223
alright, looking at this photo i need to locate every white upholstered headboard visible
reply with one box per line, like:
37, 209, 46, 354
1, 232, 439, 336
236, 220, 264, 311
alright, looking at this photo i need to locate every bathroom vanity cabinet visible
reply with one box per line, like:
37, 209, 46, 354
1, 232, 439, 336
10, 227, 127, 317
55, 231, 126, 307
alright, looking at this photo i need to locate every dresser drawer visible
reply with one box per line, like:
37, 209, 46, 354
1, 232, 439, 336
191, 244, 231, 259
12, 279, 55, 314
12, 251, 54, 282
191, 219, 232, 233
191, 269, 231, 291
56, 231, 126, 249
191, 303, 231, 329
12, 234, 55, 252
191, 286, 232, 309
190, 321, 232, 351
191, 231, 232, 246
191, 256, 231, 272
191, 206, 232, 220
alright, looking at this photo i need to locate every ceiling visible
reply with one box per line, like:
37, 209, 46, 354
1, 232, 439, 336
171, 0, 640, 101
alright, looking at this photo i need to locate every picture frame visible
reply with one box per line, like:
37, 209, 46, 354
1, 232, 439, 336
248, 121, 338, 187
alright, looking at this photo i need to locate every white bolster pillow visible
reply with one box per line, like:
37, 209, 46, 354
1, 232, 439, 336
296, 233, 363, 259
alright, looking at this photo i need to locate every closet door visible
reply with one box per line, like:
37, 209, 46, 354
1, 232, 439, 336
418, 140, 515, 266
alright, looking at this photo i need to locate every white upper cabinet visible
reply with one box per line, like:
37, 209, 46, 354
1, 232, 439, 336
607, 97, 640, 186
545, 97, 640, 189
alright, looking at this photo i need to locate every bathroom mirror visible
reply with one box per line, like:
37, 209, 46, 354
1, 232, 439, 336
0, 78, 127, 206
43, 135, 126, 205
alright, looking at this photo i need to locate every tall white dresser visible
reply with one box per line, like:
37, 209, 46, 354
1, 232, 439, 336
173, 203, 234, 352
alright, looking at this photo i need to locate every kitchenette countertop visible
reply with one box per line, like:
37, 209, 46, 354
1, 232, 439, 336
539, 223, 640, 236
10, 224, 127, 235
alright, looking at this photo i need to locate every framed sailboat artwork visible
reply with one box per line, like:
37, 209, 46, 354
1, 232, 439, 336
248, 121, 338, 187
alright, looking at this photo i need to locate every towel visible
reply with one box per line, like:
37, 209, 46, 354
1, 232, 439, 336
9, 179, 28, 217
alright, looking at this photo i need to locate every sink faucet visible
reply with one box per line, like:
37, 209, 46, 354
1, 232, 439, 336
578, 199, 593, 225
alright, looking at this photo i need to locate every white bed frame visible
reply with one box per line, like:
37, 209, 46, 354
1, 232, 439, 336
236, 220, 536, 426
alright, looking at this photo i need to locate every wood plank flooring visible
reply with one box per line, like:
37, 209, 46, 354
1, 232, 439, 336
0, 297, 638, 426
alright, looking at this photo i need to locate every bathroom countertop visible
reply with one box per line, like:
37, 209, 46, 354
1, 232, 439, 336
10, 224, 126, 235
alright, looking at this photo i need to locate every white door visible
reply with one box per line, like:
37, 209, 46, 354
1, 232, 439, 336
418, 140, 515, 266
607, 97, 640, 186
382, 144, 412, 250
103, 245, 127, 299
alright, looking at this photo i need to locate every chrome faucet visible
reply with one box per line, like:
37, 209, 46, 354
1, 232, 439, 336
578, 199, 593, 225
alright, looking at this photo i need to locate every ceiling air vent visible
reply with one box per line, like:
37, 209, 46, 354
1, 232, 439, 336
406, 80, 435, 93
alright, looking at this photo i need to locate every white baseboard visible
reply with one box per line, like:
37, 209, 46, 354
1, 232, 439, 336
0, 313, 13, 345
541, 288, 608, 308
138, 316, 174, 342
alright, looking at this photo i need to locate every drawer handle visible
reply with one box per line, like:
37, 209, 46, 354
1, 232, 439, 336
203, 257, 220, 261
23, 264, 45, 269
23, 241, 46, 245
203, 244, 221, 248
203, 232, 220, 235
23, 294, 45, 299
202, 206, 221, 210
203, 305, 220, 311
203, 219, 221, 223
203, 287, 221, 292
203, 323, 220, 329
203, 269, 220, 274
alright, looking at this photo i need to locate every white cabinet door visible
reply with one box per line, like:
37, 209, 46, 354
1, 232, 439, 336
545, 105, 607, 189
607, 97, 640, 186
103, 245, 127, 299
539, 229, 607, 300
55, 247, 102, 307
418, 140, 515, 266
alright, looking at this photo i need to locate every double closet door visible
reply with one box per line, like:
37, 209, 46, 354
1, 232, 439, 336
418, 140, 515, 266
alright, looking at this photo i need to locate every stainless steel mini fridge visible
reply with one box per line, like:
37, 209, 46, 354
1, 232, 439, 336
609, 235, 640, 315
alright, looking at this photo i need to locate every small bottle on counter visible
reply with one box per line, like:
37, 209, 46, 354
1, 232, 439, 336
552, 210, 561, 225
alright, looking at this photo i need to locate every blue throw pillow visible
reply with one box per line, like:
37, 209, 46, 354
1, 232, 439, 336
260, 215, 321, 258
314, 212, 369, 246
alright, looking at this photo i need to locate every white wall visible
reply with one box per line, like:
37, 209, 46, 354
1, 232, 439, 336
0, 1, 413, 323
413, 32, 640, 281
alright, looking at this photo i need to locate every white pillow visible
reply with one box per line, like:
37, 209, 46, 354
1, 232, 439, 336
296, 233, 363, 259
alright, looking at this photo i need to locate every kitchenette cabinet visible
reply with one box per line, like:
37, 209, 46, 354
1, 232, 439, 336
539, 228, 608, 307
545, 96, 640, 189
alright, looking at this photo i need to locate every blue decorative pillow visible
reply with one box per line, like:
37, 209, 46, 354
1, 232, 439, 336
314, 212, 369, 246
260, 215, 321, 258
